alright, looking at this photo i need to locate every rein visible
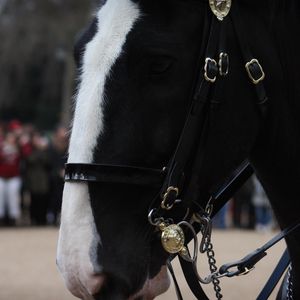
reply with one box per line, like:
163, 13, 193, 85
64, 1, 299, 299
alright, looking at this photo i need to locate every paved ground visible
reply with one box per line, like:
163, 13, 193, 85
0, 228, 286, 300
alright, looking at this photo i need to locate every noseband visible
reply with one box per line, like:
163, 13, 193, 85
65, 1, 299, 299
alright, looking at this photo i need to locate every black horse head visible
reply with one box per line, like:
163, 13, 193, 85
57, 0, 300, 299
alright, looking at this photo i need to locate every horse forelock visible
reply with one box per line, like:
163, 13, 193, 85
58, 0, 141, 298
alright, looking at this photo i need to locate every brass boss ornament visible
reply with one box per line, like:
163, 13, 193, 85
209, 0, 232, 21
159, 223, 188, 256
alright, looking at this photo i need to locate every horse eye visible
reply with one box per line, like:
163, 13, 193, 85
149, 57, 174, 75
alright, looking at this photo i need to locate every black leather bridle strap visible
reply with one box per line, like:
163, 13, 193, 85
209, 161, 254, 213
176, 162, 253, 300
160, 17, 220, 205
160, 80, 211, 191
230, 2, 268, 113
178, 221, 298, 300
257, 249, 290, 300
178, 256, 210, 300
65, 163, 165, 187
167, 260, 184, 300
219, 220, 300, 276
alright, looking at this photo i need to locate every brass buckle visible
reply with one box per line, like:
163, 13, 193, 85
161, 186, 179, 210
245, 59, 265, 84
219, 52, 229, 76
204, 58, 218, 83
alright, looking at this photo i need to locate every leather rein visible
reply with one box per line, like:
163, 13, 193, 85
65, 1, 300, 299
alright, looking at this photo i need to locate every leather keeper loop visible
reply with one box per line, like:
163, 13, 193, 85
161, 186, 179, 210
219, 52, 229, 76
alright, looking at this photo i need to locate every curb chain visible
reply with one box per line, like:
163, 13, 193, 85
205, 236, 223, 299
287, 264, 293, 300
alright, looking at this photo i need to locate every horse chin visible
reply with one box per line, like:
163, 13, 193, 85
129, 265, 170, 300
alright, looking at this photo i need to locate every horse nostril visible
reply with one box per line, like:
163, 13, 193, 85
87, 274, 106, 296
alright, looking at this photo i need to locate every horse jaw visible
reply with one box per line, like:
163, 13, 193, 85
130, 266, 170, 300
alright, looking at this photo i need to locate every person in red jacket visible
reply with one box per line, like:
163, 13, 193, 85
0, 123, 5, 146
0, 131, 22, 226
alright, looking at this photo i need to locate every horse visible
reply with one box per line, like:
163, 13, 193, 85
57, 0, 300, 299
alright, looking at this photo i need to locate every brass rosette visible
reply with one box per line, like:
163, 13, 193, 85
159, 223, 185, 254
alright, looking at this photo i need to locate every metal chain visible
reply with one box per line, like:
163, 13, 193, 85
204, 231, 223, 299
151, 208, 223, 299
287, 264, 293, 300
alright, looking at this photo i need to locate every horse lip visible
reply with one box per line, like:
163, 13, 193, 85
87, 275, 106, 296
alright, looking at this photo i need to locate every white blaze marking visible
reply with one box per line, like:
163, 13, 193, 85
57, 0, 140, 298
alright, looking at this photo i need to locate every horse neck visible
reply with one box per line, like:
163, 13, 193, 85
250, 109, 300, 222
246, 0, 300, 182
250, 0, 300, 229
250, 89, 300, 294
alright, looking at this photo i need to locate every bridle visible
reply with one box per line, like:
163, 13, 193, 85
64, 1, 300, 299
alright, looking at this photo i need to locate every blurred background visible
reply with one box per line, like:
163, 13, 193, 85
0, 1, 284, 299
0, 0, 98, 228
0, 0, 96, 129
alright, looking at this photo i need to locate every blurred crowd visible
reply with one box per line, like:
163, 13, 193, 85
0, 120, 68, 227
0, 119, 274, 231
213, 176, 275, 232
